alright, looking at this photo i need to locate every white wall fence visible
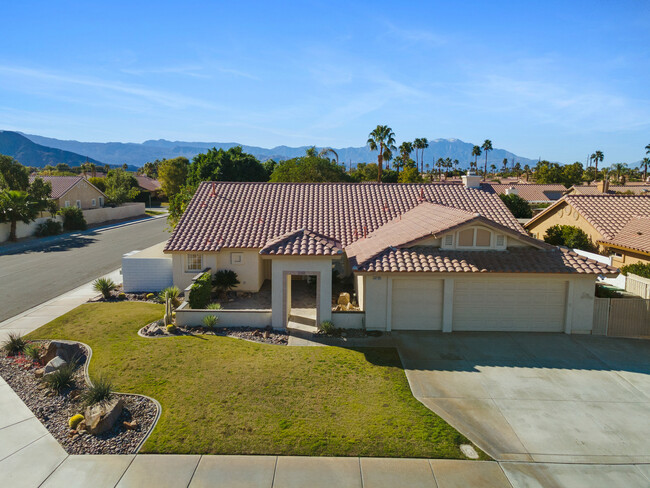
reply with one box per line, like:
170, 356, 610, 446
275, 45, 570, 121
0, 203, 146, 244
331, 311, 365, 329
572, 248, 626, 289
175, 301, 273, 328
626, 273, 650, 299
122, 250, 173, 293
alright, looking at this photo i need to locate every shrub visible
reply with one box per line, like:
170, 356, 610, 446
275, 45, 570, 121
319, 320, 336, 335
118, 292, 126, 300
166, 324, 177, 334
69, 414, 84, 429
620, 263, 650, 279
543, 225, 594, 252
158, 286, 181, 307
36, 219, 62, 237
213, 270, 240, 296
58, 206, 87, 231
23, 343, 41, 362
82, 376, 113, 405
2, 332, 26, 355
43, 361, 76, 393
206, 302, 222, 310
499, 193, 532, 219
93, 277, 118, 299
189, 272, 212, 309
146, 293, 155, 300
203, 315, 219, 329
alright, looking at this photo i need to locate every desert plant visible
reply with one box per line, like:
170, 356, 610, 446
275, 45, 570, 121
146, 293, 155, 300
43, 361, 76, 393
58, 206, 87, 231
544, 225, 594, 252
166, 324, 177, 334
118, 292, 126, 300
213, 270, 240, 296
2, 332, 26, 355
93, 277, 117, 299
206, 302, 222, 310
68, 414, 84, 429
189, 272, 212, 309
319, 320, 336, 335
158, 286, 181, 308
203, 315, 219, 329
23, 343, 41, 362
36, 218, 62, 237
82, 376, 113, 405
163, 295, 174, 326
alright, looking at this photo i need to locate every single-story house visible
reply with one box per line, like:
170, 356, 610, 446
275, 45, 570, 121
566, 180, 650, 196
164, 175, 616, 332
135, 175, 163, 206
525, 194, 650, 268
29, 175, 106, 210
486, 183, 567, 204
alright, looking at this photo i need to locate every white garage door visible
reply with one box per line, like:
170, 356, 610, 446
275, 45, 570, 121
453, 278, 567, 332
391, 279, 443, 330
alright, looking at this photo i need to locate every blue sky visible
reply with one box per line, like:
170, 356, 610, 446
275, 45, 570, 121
1, 0, 649, 163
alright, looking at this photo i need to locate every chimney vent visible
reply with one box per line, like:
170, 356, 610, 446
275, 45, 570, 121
462, 170, 481, 189
596, 179, 610, 193
505, 186, 518, 196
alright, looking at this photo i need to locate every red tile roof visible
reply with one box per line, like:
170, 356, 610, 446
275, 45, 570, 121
598, 216, 650, 255
260, 229, 342, 256
486, 183, 567, 202
165, 182, 523, 252
28, 175, 84, 199
356, 247, 617, 275
136, 175, 162, 192
570, 185, 650, 195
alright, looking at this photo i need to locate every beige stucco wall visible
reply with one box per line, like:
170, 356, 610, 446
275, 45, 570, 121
57, 180, 105, 209
609, 248, 650, 267
82, 203, 145, 225
525, 202, 603, 249
359, 272, 596, 333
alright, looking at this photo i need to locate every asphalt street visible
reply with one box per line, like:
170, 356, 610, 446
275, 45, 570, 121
0, 217, 170, 322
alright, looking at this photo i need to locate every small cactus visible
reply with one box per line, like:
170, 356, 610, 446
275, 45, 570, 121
69, 414, 84, 429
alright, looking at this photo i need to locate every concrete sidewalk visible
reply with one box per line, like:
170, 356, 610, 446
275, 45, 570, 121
0, 269, 121, 343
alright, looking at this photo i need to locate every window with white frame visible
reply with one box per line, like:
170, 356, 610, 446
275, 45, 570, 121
64, 201, 70, 207
441, 226, 507, 250
76, 200, 81, 209
91, 199, 97, 207
186, 253, 203, 272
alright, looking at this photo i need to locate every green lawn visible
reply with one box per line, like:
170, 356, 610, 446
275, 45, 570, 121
27, 302, 477, 458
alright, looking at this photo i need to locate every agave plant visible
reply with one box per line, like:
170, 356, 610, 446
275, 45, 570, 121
93, 277, 117, 299
158, 286, 181, 308
2, 332, 26, 355
203, 315, 219, 329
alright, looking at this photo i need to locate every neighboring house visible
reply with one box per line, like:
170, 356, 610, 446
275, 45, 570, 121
135, 175, 163, 206
486, 183, 567, 204
566, 180, 650, 196
525, 194, 650, 268
29, 175, 106, 209
164, 176, 615, 333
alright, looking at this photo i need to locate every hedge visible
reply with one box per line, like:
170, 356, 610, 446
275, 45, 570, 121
188, 271, 212, 309
620, 263, 650, 279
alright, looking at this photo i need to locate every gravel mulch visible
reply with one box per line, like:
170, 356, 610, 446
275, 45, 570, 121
140, 321, 289, 345
87, 284, 162, 304
0, 344, 157, 455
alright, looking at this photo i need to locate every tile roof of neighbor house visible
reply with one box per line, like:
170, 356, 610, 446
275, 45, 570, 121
569, 184, 650, 195
135, 175, 162, 192
165, 182, 523, 252
345, 202, 550, 268
356, 247, 617, 274
486, 183, 567, 202
598, 216, 650, 255
28, 175, 104, 199
260, 229, 343, 256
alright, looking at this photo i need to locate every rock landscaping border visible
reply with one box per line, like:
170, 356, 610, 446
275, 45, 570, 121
0, 340, 161, 455
139, 321, 289, 345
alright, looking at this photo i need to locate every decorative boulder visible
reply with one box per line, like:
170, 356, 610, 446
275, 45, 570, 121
41, 341, 83, 365
84, 398, 124, 435
44, 356, 67, 374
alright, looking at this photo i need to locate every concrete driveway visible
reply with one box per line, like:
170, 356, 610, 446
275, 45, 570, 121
394, 332, 650, 463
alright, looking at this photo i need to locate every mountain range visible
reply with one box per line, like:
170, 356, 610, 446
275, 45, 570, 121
1, 130, 539, 169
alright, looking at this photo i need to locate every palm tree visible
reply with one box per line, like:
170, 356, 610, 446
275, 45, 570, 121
412, 138, 422, 168
90, 163, 97, 178
453, 159, 459, 174
305, 146, 317, 157
318, 147, 339, 164
641, 157, 649, 182
471, 145, 481, 171
481, 139, 493, 181
490, 164, 497, 176
611, 162, 627, 183
436, 158, 444, 179
420, 138, 429, 172
523, 164, 530, 181
592, 150, 604, 181
502, 158, 508, 174
398, 142, 413, 174
0, 190, 40, 241
367, 125, 396, 182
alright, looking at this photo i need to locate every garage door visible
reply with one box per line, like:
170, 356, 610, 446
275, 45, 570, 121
391, 279, 443, 330
453, 278, 567, 332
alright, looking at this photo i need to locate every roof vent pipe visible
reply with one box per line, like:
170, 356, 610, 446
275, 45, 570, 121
505, 186, 518, 196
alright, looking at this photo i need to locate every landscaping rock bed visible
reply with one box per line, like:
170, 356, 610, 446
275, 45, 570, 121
0, 342, 157, 455
140, 321, 289, 345
87, 285, 162, 304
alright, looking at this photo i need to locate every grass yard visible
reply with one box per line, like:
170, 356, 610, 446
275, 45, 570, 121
27, 302, 478, 459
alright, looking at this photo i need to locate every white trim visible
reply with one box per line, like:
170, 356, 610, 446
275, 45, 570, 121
185, 253, 203, 273
386, 277, 393, 332
91, 198, 96, 207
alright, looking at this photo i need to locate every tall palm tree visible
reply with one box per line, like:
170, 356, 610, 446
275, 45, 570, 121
367, 125, 396, 182
523, 164, 530, 181
318, 147, 339, 164
0, 190, 39, 241
453, 159, 459, 174
502, 158, 508, 174
398, 142, 413, 174
471, 145, 481, 171
592, 150, 604, 181
481, 139, 493, 181
412, 138, 422, 167
611, 162, 627, 183
641, 157, 649, 183
420, 138, 429, 173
